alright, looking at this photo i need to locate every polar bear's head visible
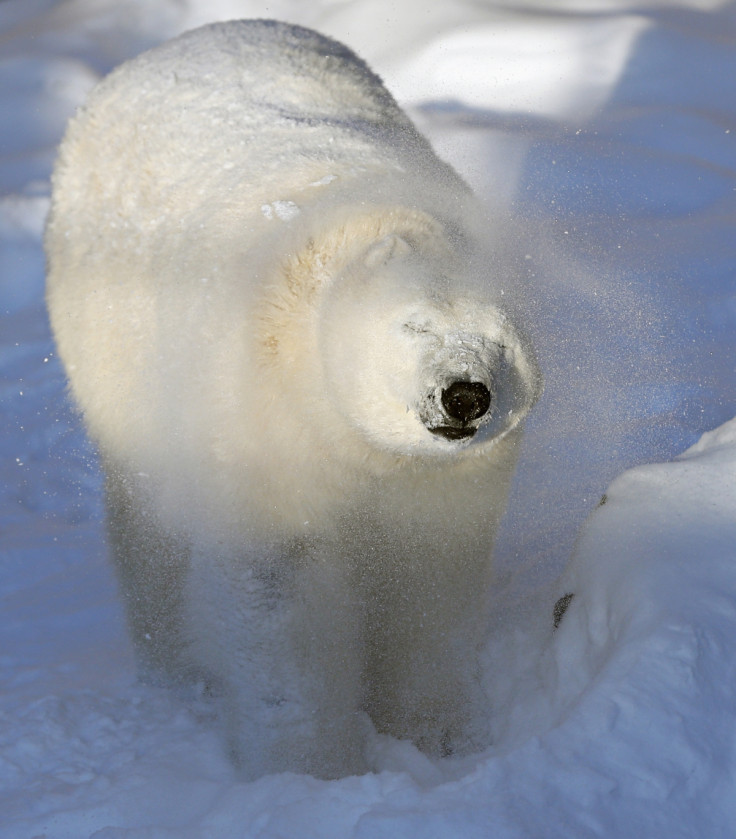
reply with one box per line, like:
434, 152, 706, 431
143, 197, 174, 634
318, 235, 541, 457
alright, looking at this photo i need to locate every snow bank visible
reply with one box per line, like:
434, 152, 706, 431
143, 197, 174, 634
2, 0, 736, 836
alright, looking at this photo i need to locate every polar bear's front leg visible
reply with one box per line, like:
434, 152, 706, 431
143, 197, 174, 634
104, 467, 197, 685
362, 564, 492, 758
187, 541, 367, 780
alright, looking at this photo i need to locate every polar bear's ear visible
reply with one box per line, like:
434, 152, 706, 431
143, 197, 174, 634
363, 234, 412, 270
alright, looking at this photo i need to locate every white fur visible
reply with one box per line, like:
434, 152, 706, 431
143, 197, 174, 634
45, 20, 541, 779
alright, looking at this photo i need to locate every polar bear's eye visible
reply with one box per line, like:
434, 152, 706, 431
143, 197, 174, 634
403, 321, 431, 335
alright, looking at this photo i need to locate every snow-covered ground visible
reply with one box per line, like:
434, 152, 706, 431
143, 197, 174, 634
2, 0, 736, 836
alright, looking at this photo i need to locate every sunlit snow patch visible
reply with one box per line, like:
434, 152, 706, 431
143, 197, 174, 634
388, 14, 651, 120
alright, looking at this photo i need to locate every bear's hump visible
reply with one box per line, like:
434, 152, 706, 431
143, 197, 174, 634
79, 19, 412, 138
163, 20, 401, 122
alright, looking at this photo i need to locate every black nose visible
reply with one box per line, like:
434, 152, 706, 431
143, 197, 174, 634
441, 381, 491, 424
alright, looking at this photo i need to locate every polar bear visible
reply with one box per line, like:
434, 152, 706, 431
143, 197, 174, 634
45, 20, 541, 779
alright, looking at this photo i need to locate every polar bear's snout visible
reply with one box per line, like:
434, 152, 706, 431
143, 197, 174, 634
426, 379, 492, 441
411, 325, 507, 444
426, 381, 491, 441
